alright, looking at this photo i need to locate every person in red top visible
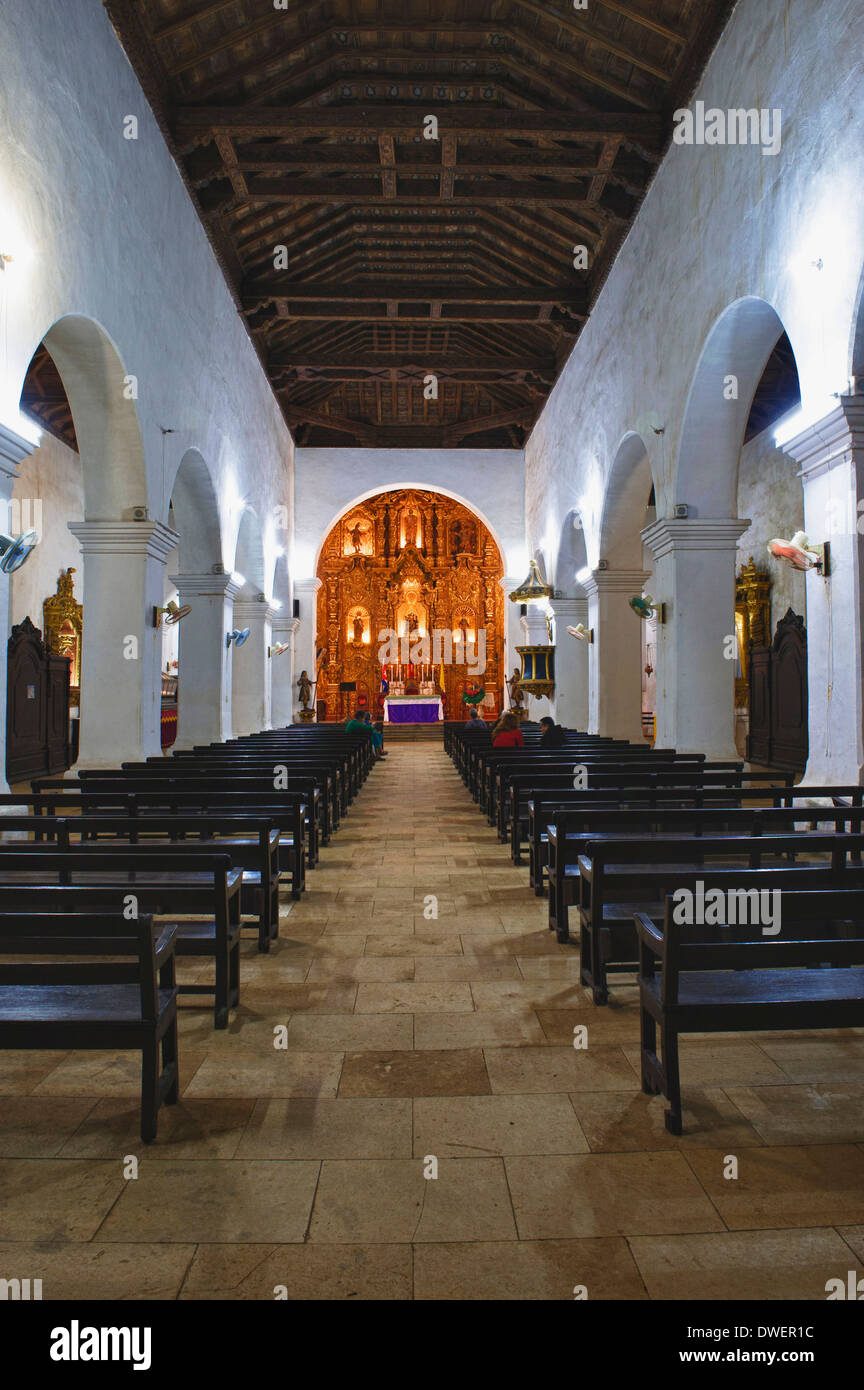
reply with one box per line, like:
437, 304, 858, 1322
491, 710, 525, 747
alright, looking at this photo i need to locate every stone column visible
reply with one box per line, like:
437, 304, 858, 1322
169, 571, 241, 749
270, 615, 300, 729
581, 568, 649, 741
231, 598, 276, 736
548, 596, 589, 730
292, 577, 322, 721
499, 576, 525, 709
68, 520, 179, 768
642, 519, 750, 760
0, 423, 34, 793
782, 398, 864, 783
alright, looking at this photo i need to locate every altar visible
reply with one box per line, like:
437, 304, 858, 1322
384, 696, 444, 723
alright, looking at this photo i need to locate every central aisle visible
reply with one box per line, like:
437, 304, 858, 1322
8, 744, 864, 1300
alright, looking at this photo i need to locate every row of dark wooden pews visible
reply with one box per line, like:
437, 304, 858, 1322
447, 721, 864, 1134
0, 723, 378, 1140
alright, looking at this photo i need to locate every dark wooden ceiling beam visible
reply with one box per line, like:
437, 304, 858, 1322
240, 175, 619, 208
244, 282, 583, 305
230, 144, 651, 181
172, 105, 665, 143
507, 0, 687, 46
271, 350, 556, 373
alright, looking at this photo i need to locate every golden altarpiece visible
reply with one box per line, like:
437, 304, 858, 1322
42, 567, 82, 705
316, 490, 504, 720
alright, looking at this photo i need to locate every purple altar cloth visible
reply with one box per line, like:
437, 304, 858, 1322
387, 702, 441, 723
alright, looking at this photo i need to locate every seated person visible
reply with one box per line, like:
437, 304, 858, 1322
539, 715, 567, 748
361, 709, 387, 757
463, 707, 491, 741
491, 711, 525, 747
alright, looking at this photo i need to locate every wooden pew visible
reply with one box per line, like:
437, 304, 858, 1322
577, 832, 864, 1003
0, 849, 241, 1028
0, 911, 178, 1141
636, 888, 864, 1134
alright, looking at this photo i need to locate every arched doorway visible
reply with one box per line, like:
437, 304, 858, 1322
315, 488, 505, 724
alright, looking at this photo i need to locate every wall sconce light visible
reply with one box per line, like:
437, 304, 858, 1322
567, 623, 594, 643
226, 627, 250, 648
630, 594, 666, 623
153, 599, 192, 628
768, 532, 830, 577
268, 642, 290, 658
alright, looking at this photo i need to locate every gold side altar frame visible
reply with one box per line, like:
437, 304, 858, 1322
735, 558, 771, 707
43, 567, 82, 704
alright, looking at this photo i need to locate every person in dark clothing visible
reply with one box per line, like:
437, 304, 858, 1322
463, 707, 491, 741
539, 716, 567, 748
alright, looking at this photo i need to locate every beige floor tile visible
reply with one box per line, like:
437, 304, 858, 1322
629, 1227, 863, 1300
724, 1083, 864, 1145
0, 1051, 70, 1095
471, 980, 588, 1011
365, 935, 461, 957
570, 1089, 764, 1151
286, 1014, 413, 1050
30, 1049, 207, 1098
412, 957, 519, 981
185, 1051, 344, 1099
621, 1040, 788, 1087
684, 1145, 864, 1230
414, 1238, 647, 1300
0, 1159, 124, 1241
757, 1037, 864, 1082
57, 1098, 254, 1159
307, 955, 415, 983
355, 982, 474, 1014
0, 1241, 195, 1299
339, 1049, 490, 1098
505, 1153, 724, 1239
485, 1045, 640, 1094
99, 1160, 320, 1243
536, 1006, 640, 1046
414, 1012, 546, 1049
414, 1093, 589, 1157
180, 1242, 412, 1299
0, 1097, 97, 1157
308, 1158, 517, 1243
237, 1097, 411, 1159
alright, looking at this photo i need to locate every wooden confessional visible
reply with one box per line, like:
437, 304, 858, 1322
6, 617, 71, 783
747, 608, 808, 771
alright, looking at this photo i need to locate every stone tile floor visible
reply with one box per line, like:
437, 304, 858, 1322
1, 744, 864, 1299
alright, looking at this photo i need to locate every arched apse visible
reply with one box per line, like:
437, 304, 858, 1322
169, 449, 222, 575
674, 297, 791, 517
556, 508, 589, 594
34, 316, 148, 519
310, 481, 514, 577
599, 433, 655, 567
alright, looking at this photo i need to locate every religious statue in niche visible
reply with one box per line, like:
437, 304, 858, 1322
344, 518, 373, 556
402, 507, 421, 549
297, 670, 314, 711
352, 614, 364, 643
507, 667, 526, 714
450, 517, 477, 558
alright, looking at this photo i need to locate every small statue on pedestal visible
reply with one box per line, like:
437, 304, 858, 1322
507, 667, 526, 716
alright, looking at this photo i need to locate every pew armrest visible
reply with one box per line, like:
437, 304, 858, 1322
634, 911, 665, 958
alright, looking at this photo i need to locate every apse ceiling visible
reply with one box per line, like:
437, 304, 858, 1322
103, 0, 736, 447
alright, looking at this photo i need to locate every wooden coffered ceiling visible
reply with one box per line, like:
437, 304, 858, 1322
103, 0, 736, 447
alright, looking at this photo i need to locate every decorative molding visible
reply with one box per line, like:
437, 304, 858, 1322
579, 568, 650, 597
68, 520, 179, 562
641, 517, 750, 559
0, 421, 35, 482
171, 571, 243, 602
782, 398, 864, 480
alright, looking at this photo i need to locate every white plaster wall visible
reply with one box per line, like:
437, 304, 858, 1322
525, 0, 864, 576
293, 448, 527, 577
736, 425, 806, 625
0, 0, 293, 571
9, 432, 83, 631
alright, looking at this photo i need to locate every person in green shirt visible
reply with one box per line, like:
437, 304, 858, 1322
346, 710, 386, 757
